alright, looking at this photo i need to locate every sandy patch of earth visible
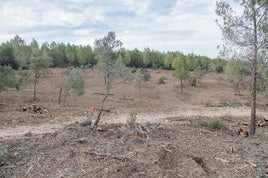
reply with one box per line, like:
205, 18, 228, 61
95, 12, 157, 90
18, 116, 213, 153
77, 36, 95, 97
1, 106, 267, 140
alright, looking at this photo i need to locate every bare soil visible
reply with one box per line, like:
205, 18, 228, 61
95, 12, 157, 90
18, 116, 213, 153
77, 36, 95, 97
0, 68, 268, 177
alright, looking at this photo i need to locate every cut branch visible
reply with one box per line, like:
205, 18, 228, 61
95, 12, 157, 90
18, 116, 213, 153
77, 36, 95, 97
88, 151, 133, 162
93, 92, 114, 96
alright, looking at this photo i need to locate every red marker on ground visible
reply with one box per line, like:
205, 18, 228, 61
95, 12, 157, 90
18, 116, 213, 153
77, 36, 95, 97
91, 106, 97, 112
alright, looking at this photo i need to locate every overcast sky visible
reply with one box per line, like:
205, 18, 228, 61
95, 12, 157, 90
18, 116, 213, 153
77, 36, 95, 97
0, 0, 224, 58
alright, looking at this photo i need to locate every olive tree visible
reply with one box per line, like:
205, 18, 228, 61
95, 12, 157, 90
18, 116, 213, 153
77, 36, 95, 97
58, 67, 84, 105
93, 31, 127, 128
129, 68, 150, 99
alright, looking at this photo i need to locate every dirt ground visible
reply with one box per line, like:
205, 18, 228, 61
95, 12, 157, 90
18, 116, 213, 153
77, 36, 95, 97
0, 68, 268, 177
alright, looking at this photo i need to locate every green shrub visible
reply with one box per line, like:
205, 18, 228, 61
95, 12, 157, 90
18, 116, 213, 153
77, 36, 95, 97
127, 111, 137, 128
188, 76, 197, 86
158, 76, 166, 84
58, 67, 85, 104
141, 69, 151, 81
206, 118, 228, 131
0, 66, 17, 91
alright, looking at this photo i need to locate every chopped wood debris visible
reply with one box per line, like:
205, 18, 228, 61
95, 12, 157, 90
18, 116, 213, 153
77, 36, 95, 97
238, 128, 249, 137
20, 104, 48, 114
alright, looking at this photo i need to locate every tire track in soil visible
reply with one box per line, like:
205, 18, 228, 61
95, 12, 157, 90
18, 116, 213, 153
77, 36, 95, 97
0, 106, 267, 140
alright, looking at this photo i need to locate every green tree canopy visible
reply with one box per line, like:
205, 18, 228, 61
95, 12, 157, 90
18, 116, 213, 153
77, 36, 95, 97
29, 39, 52, 100
172, 56, 189, 93
216, 0, 268, 135
76, 45, 96, 67
0, 66, 17, 91
58, 67, 85, 105
93, 31, 127, 127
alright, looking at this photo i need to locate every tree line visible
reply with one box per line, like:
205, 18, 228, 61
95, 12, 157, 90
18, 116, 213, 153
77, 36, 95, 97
1, 33, 266, 100
0, 35, 226, 71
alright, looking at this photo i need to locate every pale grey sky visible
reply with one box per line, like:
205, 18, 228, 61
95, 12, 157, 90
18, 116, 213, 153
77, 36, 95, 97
0, 0, 224, 58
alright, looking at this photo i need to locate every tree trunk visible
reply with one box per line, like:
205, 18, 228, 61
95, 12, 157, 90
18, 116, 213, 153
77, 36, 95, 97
104, 76, 107, 84
92, 90, 109, 128
251, 55, 257, 136
62, 91, 69, 106
33, 76, 37, 101
138, 84, 141, 100
250, 2, 257, 136
58, 87, 63, 105
180, 79, 183, 93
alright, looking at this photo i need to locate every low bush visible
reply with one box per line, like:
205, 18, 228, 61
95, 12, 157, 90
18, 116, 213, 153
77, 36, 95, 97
206, 118, 228, 131
188, 76, 197, 86
127, 111, 137, 128
158, 76, 166, 84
